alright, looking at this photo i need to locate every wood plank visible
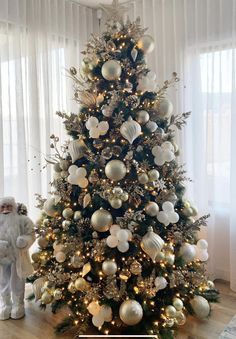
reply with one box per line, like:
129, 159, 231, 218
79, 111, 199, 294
0, 280, 235, 339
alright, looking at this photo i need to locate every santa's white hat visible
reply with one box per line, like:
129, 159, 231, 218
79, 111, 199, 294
0, 197, 17, 210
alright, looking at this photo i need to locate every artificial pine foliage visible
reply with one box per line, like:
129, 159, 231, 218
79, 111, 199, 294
30, 2, 219, 337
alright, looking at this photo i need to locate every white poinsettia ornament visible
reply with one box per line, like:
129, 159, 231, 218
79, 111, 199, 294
85, 116, 109, 138
157, 201, 179, 226
67, 165, 88, 188
106, 224, 132, 253
152, 141, 175, 166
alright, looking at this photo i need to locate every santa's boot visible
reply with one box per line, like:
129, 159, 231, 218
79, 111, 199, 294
11, 294, 25, 319
0, 294, 12, 320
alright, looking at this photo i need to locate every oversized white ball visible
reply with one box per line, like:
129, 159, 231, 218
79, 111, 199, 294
137, 35, 155, 54
91, 209, 113, 232
119, 300, 143, 325
117, 229, 129, 242
173, 298, 184, 311
180, 243, 196, 263
105, 160, 127, 181
158, 98, 174, 118
101, 60, 122, 81
190, 296, 210, 319
136, 110, 150, 124
117, 241, 129, 253
145, 201, 159, 216
197, 239, 208, 250
102, 260, 118, 276
106, 235, 119, 248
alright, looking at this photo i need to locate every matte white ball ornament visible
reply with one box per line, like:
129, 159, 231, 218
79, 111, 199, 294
105, 160, 127, 181
91, 209, 113, 232
190, 296, 210, 319
137, 35, 155, 54
102, 260, 118, 276
62, 208, 74, 219
117, 241, 129, 253
148, 169, 160, 181
101, 60, 122, 81
154, 276, 168, 290
138, 173, 149, 184
165, 305, 177, 318
173, 298, 184, 311
119, 300, 143, 325
158, 98, 174, 118
120, 117, 142, 144
146, 120, 158, 132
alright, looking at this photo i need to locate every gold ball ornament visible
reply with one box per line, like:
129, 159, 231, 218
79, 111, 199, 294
138, 173, 149, 184
136, 110, 150, 124
37, 237, 49, 249
74, 211, 82, 221
68, 281, 77, 294
91, 209, 113, 232
145, 201, 159, 216
175, 311, 186, 326
105, 160, 127, 181
173, 298, 183, 311
102, 260, 118, 276
55, 251, 66, 263
41, 291, 53, 304
137, 35, 155, 54
71, 254, 83, 268
31, 252, 41, 263
75, 278, 89, 292
190, 296, 210, 319
53, 289, 63, 300
109, 198, 122, 209
101, 60, 122, 81
119, 299, 143, 326
62, 208, 74, 219
165, 305, 177, 318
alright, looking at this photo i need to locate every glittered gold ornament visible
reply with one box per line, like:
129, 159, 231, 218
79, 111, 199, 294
105, 160, 127, 181
71, 254, 83, 268
141, 227, 164, 262
119, 268, 131, 281
102, 260, 118, 275
75, 277, 89, 291
119, 299, 143, 326
68, 281, 77, 294
62, 208, 74, 219
43, 197, 58, 217
31, 252, 41, 263
55, 251, 66, 263
53, 289, 63, 300
41, 291, 53, 304
37, 236, 49, 249
130, 260, 142, 275
91, 209, 113, 232
137, 35, 155, 54
101, 60, 122, 81
138, 173, 149, 184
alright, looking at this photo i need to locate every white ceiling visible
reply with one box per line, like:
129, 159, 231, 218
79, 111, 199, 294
75, 0, 130, 8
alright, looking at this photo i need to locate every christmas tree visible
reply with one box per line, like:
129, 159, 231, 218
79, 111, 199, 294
29, 1, 219, 337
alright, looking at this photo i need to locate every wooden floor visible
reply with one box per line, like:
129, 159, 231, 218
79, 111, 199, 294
0, 280, 235, 339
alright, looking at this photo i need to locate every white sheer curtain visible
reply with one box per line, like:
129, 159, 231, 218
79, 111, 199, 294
103, 0, 236, 290
0, 0, 94, 217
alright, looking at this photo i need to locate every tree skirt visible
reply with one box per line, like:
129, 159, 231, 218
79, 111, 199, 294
219, 315, 236, 338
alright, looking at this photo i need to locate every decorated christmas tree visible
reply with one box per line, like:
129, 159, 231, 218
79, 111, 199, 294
29, 1, 219, 337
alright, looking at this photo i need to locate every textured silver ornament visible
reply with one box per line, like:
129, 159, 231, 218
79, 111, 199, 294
120, 117, 141, 144
190, 296, 210, 319
119, 299, 143, 326
141, 227, 164, 261
102, 260, 118, 275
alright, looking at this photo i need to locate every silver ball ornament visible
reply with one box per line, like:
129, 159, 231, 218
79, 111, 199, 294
173, 298, 183, 311
165, 305, 177, 318
148, 169, 160, 181
145, 201, 159, 216
109, 198, 122, 209
105, 160, 127, 181
62, 208, 74, 219
138, 173, 149, 184
137, 35, 155, 54
136, 110, 150, 124
179, 243, 196, 263
102, 260, 118, 276
91, 209, 113, 232
119, 299, 143, 325
101, 60, 122, 81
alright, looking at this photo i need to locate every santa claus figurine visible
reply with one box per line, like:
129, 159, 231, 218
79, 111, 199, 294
0, 197, 35, 320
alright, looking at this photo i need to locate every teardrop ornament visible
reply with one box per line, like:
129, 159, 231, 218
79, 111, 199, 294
140, 227, 164, 262
120, 117, 141, 144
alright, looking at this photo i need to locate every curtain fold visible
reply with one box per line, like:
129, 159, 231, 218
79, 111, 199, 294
0, 0, 94, 217
112, 0, 236, 290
